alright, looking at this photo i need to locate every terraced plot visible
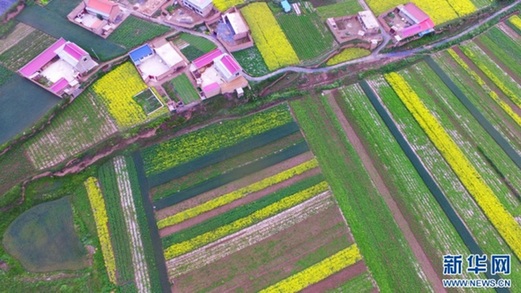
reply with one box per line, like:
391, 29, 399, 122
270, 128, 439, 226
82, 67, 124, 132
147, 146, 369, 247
0, 22, 34, 54
0, 30, 56, 71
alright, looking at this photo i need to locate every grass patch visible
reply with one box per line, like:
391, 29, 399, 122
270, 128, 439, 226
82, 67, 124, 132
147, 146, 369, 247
108, 15, 170, 49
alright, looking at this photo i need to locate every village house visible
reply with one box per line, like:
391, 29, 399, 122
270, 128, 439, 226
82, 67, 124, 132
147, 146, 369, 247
326, 10, 383, 49
68, 0, 124, 37
211, 7, 254, 52
19, 38, 97, 97
181, 0, 214, 17
189, 49, 247, 99
380, 2, 435, 42
129, 40, 187, 83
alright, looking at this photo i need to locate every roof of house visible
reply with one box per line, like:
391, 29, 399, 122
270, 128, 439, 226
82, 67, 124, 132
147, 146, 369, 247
59, 43, 89, 61
193, 48, 223, 69
129, 44, 154, 64
281, 0, 291, 12
86, 0, 118, 15
184, 0, 212, 9
217, 54, 241, 75
50, 78, 70, 94
399, 3, 431, 24
225, 12, 249, 35
155, 42, 184, 68
358, 10, 379, 30
19, 38, 68, 78
202, 82, 220, 93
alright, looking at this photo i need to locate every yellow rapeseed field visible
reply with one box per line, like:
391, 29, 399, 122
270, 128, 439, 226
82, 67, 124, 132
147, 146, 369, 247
385, 72, 521, 259
365, 0, 475, 25
241, 3, 299, 70
84, 177, 117, 284
509, 15, 521, 30
260, 244, 362, 292
92, 62, 148, 129
213, 0, 244, 11
326, 48, 370, 66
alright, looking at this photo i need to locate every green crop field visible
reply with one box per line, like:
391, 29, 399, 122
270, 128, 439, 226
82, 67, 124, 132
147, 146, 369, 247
369, 76, 521, 281
334, 84, 472, 277
16, 6, 126, 60
0, 22, 34, 55
134, 88, 164, 114
316, 0, 363, 19
232, 46, 269, 76
478, 27, 521, 78
3, 197, 87, 272
0, 30, 57, 71
176, 33, 217, 61
276, 13, 334, 60
291, 94, 431, 292
0, 64, 12, 86
108, 16, 170, 49
169, 73, 200, 104
25, 89, 117, 170
45, 0, 82, 17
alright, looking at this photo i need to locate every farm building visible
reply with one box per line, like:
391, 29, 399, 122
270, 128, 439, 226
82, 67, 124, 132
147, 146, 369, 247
190, 49, 247, 98
129, 40, 187, 83
326, 11, 383, 48
19, 38, 97, 97
68, 0, 123, 37
182, 0, 214, 17
213, 7, 254, 52
281, 0, 291, 13
380, 3, 435, 41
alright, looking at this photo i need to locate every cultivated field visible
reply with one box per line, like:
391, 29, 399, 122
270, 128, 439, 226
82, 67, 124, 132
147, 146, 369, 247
25, 89, 118, 170
241, 3, 299, 70
315, 0, 362, 19
0, 22, 34, 55
108, 15, 170, 50
326, 48, 370, 66
276, 12, 335, 60
232, 46, 269, 76
132, 104, 374, 291
92, 62, 168, 129
174, 33, 217, 61
0, 30, 56, 71
168, 73, 200, 104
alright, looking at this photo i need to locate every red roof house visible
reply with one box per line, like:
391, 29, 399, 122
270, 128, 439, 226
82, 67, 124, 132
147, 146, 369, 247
85, 0, 120, 21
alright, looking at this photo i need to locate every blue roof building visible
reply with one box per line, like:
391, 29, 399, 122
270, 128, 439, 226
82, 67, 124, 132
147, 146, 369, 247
281, 0, 291, 13
129, 44, 154, 66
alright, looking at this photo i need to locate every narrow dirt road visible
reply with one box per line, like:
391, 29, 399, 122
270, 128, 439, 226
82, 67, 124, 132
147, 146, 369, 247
324, 90, 445, 293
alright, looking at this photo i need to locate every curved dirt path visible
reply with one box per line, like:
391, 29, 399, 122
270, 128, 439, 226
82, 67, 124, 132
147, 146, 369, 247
324, 90, 445, 293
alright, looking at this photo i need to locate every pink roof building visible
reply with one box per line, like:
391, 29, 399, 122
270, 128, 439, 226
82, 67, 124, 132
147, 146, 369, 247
396, 3, 434, 39
192, 49, 223, 69
50, 78, 70, 95
214, 54, 242, 82
19, 38, 67, 78
202, 82, 220, 98
85, 0, 120, 22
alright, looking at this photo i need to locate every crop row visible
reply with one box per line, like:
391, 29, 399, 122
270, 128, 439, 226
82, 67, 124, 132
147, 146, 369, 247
446, 49, 521, 127
458, 43, 521, 108
508, 15, 521, 32
0, 30, 57, 71
112, 157, 152, 293
337, 84, 472, 272
479, 27, 521, 78
93, 62, 157, 129
212, 0, 243, 11
142, 104, 293, 175
385, 72, 521, 259
84, 177, 117, 284
98, 163, 136, 286
259, 244, 362, 293
163, 181, 329, 259
157, 158, 319, 228
107, 15, 170, 49
291, 94, 430, 292
241, 3, 299, 70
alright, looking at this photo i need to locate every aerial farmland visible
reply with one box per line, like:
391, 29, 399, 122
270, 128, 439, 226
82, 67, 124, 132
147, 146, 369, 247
0, 0, 520, 292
